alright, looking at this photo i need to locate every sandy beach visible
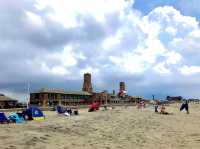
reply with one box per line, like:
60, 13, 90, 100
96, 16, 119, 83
0, 104, 200, 149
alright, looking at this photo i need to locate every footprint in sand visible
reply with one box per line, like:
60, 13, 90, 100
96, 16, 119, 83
5, 145, 17, 149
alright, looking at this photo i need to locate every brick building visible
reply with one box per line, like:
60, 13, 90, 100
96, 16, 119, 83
30, 88, 92, 106
30, 73, 107, 107
30, 73, 138, 107
92, 91, 109, 105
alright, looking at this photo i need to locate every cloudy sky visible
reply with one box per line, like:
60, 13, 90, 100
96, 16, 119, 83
1, 0, 200, 101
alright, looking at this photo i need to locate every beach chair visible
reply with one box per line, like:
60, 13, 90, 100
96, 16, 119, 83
0, 112, 9, 124
56, 106, 66, 114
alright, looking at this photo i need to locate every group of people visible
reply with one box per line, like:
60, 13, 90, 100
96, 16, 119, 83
154, 103, 171, 115
154, 104, 172, 115
154, 100, 189, 115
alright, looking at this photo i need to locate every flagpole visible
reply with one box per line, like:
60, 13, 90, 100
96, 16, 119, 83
27, 82, 30, 109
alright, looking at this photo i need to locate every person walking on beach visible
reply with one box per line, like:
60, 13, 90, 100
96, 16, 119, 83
159, 105, 172, 115
180, 100, 189, 114
155, 104, 158, 113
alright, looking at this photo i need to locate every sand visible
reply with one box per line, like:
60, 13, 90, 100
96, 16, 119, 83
0, 104, 200, 149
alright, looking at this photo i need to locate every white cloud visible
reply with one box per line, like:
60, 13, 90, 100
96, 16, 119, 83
179, 65, 200, 75
139, 17, 161, 37
165, 27, 177, 36
29, 2, 200, 78
148, 6, 198, 29
46, 45, 78, 67
103, 34, 121, 50
51, 66, 68, 75
25, 11, 44, 28
165, 51, 182, 65
35, 0, 134, 28
110, 54, 146, 74
169, 38, 183, 47
80, 66, 99, 76
38, 45, 80, 76
40, 62, 68, 76
153, 62, 170, 74
189, 29, 200, 38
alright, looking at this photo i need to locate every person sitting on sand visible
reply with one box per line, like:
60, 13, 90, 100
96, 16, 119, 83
138, 101, 145, 109
159, 105, 172, 115
160, 105, 166, 114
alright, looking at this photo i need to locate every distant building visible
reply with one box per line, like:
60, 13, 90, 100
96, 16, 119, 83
166, 96, 182, 102
0, 94, 18, 109
30, 73, 103, 107
112, 90, 115, 95
92, 91, 109, 105
188, 98, 200, 104
120, 82, 125, 91
30, 73, 138, 107
118, 82, 127, 98
129, 96, 143, 103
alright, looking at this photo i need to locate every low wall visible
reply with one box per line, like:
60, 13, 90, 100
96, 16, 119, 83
0, 103, 137, 112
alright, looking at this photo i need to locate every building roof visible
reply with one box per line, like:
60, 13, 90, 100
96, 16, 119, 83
0, 94, 18, 102
32, 88, 92, 96
131, 96, 142, 99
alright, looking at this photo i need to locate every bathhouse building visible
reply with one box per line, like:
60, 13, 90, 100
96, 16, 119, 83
0, 94, 18, 109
